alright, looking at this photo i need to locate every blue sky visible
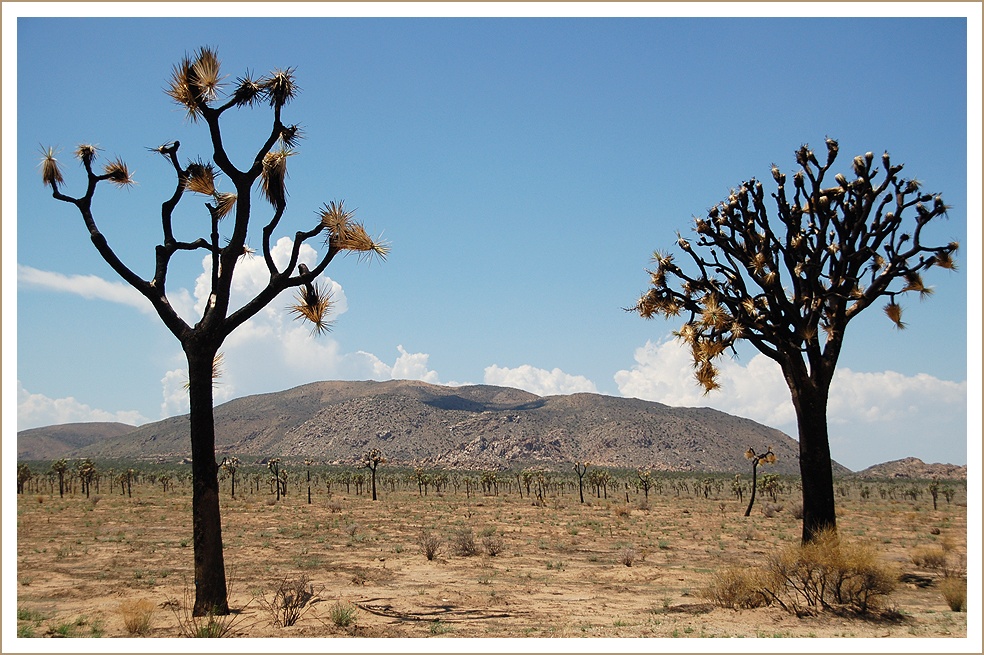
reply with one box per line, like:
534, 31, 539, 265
5, 4, 981, 472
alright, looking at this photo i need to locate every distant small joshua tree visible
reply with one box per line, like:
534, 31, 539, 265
573, 461, 589, 504
732, 474, 744, 502
51, 459, 69, 498
75, 457, 96, 498
268, 458, 287, 501
303, 459, 314, 504
743, 447, 777, 517
220, 457, 241, 499
636, 468, 655, 501
361, 449, 384, 501
17, 464, 33, 495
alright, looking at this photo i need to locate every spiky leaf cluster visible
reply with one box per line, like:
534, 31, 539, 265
633, 139, 958, 392
361, 448, 385, 468
166, 46, 222, 121
167, 49, 300, 119
39, 146, 63, 188
319, 200, 390, 261
288, 280, 334, 335
184, 158, 238, 219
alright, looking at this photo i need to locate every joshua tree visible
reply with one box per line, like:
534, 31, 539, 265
267, 459, 289, 499
480, 470, 498, 496
17, 464, 33, 494
304, 459, 314, 504
50, 459, 69, 498
760, 473, 782, 502
928, 477, 940, 511
40, 48, 386, 614
220, 456, 241, 499
636, 468, 654, 501
75, 457, 96, 498
731, 473, 744, 503
743, 447, 777, 517
573, 461, 589, 504
587, 468, 611, 499
631, 139, 958, 543
361, 448, 384, 501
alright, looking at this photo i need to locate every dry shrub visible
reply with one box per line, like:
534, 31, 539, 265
763, 529, 897, 616
452, 527, 478, 557
939, 576, 966, 612
700, 566, 770, 610
619, 548, 637, 567
419, 530, 442, 561
262, 574, 316, 627
614, 506, 631, 518
761, 503, 783, 517
480, 528, 505, 557
120, 599, 155, 635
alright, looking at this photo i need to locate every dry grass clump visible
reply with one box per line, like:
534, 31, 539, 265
939, 576, 966, 612
700, 566, 770, 610
910, 544, 949, 571
119, 599, 155, 635
911, 537, 965, 579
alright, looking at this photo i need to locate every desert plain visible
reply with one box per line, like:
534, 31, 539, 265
13, 469, 968, 642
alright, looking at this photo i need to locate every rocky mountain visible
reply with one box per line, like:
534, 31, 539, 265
18, 379, 841, 475
16, 422, 135, 461
855, 457, 967, 480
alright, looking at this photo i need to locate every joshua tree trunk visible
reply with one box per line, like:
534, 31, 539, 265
187, 344, 229, 616
789, 380, 837, 543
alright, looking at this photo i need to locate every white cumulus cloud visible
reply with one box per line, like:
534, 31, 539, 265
613, 338, 968, 470
18, 380, 149, 430
391, 345, 441, 384
17, 264, 153, 314
484, 364, 598, 396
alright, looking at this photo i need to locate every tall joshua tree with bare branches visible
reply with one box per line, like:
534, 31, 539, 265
631, 139, 958, 543
40, 47, 387, 615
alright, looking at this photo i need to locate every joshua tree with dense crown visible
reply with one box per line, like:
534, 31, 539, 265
631, 139, 958, 543
39, 47, 387, 615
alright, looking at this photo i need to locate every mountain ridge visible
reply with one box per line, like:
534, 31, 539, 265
16, 379, 857, 475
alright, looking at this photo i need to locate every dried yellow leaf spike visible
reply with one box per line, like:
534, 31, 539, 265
185, 160, 218, 196
39, 146, 64, 188
74, 143, 100, 166
261, 150, 293, 208
883, 301, 905, 330
103, 157, 135, 188
289, 282, 333, 335
319, 201, 390, 262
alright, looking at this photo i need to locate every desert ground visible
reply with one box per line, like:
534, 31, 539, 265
14, 469, 968, 642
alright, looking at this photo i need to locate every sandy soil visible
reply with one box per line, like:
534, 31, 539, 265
13, 475, 968, 644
